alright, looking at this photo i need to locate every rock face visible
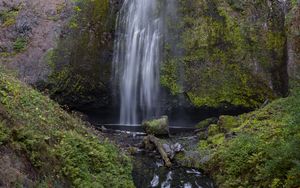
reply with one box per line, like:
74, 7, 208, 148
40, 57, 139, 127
142, 116, 169, 136
0, 0, 72, 83
0, 0, 298, 114
41, 0, 119, 110
161, 0, 293, 110
0, 0, 121, 110
287, 2, 300, 88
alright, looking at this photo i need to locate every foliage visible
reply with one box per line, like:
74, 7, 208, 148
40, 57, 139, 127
13, 37, 27, 52
0, 121, 10, 145
0, 67, 134, 187
0, 8, 19, 27
203, 89, 300, 187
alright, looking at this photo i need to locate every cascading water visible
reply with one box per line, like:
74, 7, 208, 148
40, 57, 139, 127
113, 0, 163, 124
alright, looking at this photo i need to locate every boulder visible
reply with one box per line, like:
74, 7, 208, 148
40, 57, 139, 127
142, 116, 169, 136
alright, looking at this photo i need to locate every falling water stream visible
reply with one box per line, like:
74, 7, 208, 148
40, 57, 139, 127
113, 0, 163, 124
111, 1, 215, 187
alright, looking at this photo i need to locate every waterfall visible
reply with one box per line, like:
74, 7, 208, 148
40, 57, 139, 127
113, 0, 163, 124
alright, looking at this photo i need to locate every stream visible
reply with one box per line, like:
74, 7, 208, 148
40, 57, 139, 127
99, 126, 215, 188
133, 152, 214, 188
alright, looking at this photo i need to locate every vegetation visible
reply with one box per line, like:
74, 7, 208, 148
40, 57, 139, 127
13, 37, 27, 52
0, 67, 134, 187
0, 0, 299, 187
198, 89, 300, 187
161, 0, 288, 109
0, 7, 19, 27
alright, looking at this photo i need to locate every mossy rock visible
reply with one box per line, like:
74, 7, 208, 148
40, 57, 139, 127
218, 115, 240, 131
174, 151, 204, 169
142, 116, 169, 136
208, 124, 220, 137
207, 133, 225, 146
196, 117, 218, 130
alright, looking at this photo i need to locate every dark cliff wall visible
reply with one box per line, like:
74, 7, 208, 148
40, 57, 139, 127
161, 0, 294, 110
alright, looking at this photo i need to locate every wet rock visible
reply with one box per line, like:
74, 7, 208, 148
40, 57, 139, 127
184, 182, 192, 188
171, 143, 184, 153
162, 144, 172, 155
161, 171, 172, 188
186, 169, 201, 177
150, 174, 159, 187
155, 160, 164, 168
142, 116, 169, 136
162, 143, 184, 159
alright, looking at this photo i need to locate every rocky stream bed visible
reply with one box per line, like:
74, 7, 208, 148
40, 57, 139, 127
99, 126, 215, 188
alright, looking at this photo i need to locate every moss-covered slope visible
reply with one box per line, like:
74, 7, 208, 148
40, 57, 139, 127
199, 88, 300, 187
0, 68, 134, 187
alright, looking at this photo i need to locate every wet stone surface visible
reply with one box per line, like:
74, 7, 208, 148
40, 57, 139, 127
133, 152, 214, 188
101, 128, 214, 188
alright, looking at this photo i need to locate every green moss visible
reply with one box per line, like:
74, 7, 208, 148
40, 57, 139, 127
196, 117, 218, 130
208, 124, 220, 137
218, 115, 240, 131
162, 0, 285, 108
56, 132, 134, 187
0, 52, 13, 58
204, 89, 300, 187
0, 8, 19, 27
198, 140, 209, 152
0, 121, 10, 145
0, 67, 134, 187
160, 58, 182, 95
13, 37, 27, 53
142, 116, 169, 135
207, 133, 225, 146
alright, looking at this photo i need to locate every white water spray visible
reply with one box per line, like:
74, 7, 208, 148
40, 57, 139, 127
113, 0, 163, 124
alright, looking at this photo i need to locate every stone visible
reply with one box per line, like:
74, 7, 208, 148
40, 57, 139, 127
162, 144, 172, 156
171, 143, 184, 153
142, 116, 169, 136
